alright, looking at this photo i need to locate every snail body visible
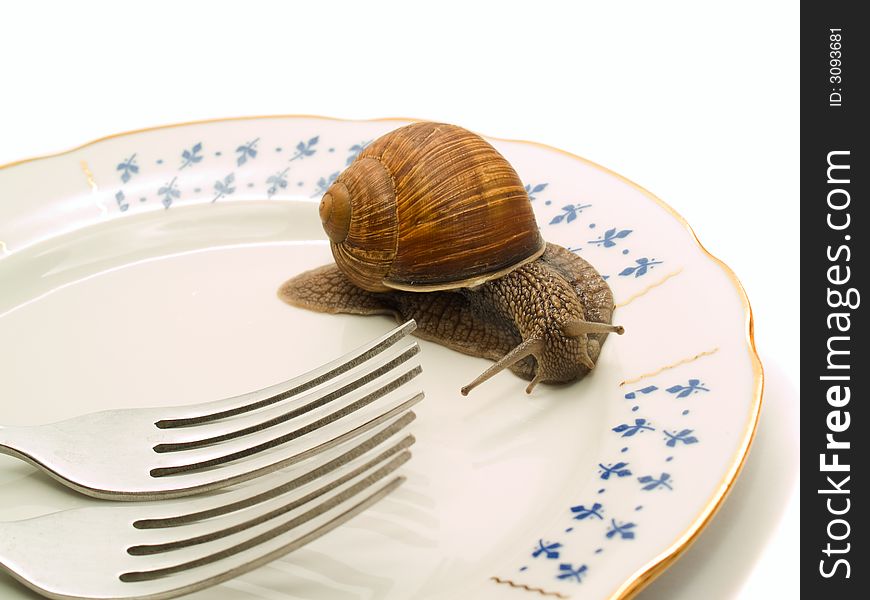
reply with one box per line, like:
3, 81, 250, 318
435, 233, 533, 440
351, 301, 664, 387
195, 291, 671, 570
280, 122, 623, 394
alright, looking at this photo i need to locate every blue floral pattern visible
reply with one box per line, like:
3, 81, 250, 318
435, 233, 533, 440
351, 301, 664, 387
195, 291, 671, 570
180, 143, 203, 169
549, 203, 591, 225
312, 171, 339, 197
346, 141, 370, 165
107, 133, 372, 209
115, 191, 128, 212
588, 227, 633, 248
290, 136, 318, 162
667, 379, 710, 398
515, 370, 711, 585
612, 418, 655, 437
524, 182, 548, 201
638, 473, 673, 491
532, 540, 562, 559
213, 174, 236, 202
570, 503, 603, 520
605, 520, 637, 540
664, 429, 699, 447
116, 154, 139, 183
619, 257, 663, 278
266, 168, 289, 198
236, 138, 259, 166
157, 177, 180, 209
557, 563, 588, 583
624, 385, 658, 400
598, 462, 632, 480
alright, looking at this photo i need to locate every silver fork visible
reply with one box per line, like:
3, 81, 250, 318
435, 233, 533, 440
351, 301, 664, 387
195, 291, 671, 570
0, 406, 418, 600
0, 321, 421, 500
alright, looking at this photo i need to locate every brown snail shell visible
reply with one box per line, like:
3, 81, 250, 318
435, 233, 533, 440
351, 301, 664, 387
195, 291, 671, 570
319, 122, 546, 292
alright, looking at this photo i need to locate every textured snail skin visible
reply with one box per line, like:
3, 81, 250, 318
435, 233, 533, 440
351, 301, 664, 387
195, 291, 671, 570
279, 243, 622, 394
281, 121, 622, 394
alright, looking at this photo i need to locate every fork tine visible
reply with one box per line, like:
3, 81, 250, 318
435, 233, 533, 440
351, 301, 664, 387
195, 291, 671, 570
119, 417, 417, 581
121, 462, 408, 583
145, 391, 423, 498
120, 477, 405, 594
137, 413, 417, 529
153, 342, 420, 453
128, 447, 412, 555
0, 469, 410, 600
150, 366, 422, 478
156, 320, 417, 428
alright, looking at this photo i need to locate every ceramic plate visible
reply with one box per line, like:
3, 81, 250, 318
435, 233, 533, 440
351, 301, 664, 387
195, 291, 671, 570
0, 117, 762, 599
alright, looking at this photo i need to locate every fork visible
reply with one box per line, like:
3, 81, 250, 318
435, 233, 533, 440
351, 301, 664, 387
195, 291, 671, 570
0, 321, 421, 500
0, 405, 418, 600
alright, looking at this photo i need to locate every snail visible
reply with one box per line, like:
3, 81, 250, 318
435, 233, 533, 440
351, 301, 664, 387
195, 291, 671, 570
278, 122, 623, 395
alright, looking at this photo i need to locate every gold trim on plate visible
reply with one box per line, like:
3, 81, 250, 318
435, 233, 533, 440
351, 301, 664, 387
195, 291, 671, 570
614, 268, 683, 309
79, 159, 98, 192
0, 115, 764, 600
618, 347, 720, 388
490, 577, 568, 599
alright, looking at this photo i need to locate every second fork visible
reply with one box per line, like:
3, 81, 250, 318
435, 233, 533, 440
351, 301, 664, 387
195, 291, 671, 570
0, 321, 421, 500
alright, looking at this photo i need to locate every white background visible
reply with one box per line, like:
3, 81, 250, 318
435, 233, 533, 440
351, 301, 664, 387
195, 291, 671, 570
0, 1, 799, 598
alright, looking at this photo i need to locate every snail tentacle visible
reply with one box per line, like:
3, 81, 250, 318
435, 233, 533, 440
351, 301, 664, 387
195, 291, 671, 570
460, 337, 545, 396
525, 372, 545, 394
562, 319, 625, 337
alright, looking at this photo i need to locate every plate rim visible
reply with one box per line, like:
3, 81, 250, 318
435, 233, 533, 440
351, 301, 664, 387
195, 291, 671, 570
0, 114, 764, 599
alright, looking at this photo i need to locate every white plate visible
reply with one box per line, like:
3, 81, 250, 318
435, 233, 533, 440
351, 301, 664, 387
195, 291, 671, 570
0, 117, 762, 599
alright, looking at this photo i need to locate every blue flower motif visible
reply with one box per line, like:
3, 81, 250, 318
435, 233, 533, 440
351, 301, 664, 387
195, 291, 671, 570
531, 539, 562, 559
524, 182, 548, 201
346, 140, 371, 165
266, 168, 290, 198
157, 177, 180, 209
290, 136, 319, 161
598, 462, 632, 480
638, 473, 673, 491
116, 154, 139, 183
666, 379, 710, 398
664, 429, 699, 447
212, 173, 236, 202
570, 502, 604, 520
236, 138, 260, 166
619, 257, 664, 278
612, 418, 655, 437
115, 190, 128, 212
557, 563, 588, 583
605, 519, 636, 540
180, 142, 203, 169
588, 227, 632, 248
624, 385, 658, 400
312, 171, 339, 197
550, 203, 592, 225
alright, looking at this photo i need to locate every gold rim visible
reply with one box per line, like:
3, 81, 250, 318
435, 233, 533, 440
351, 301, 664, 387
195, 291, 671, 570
0, 115, 764, 598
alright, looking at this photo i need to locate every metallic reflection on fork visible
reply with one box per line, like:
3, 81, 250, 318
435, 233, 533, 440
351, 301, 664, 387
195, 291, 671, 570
0, 406, 419, 600
0, 321, 421, 500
